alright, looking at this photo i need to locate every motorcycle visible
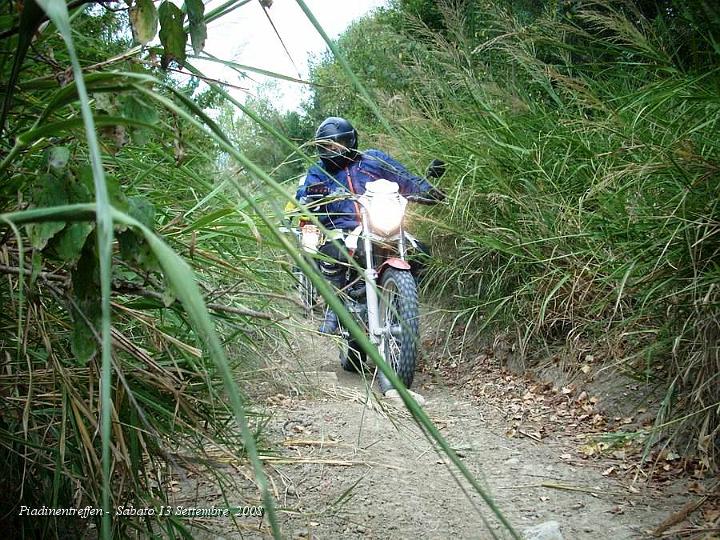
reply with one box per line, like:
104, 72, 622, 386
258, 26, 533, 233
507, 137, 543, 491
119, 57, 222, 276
294, 161, 444, 394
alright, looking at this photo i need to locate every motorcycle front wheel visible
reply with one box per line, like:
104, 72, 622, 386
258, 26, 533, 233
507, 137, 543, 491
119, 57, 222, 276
377, 268, 419, 393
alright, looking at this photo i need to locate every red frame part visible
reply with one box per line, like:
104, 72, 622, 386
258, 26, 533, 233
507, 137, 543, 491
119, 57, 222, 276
377, 257, 411, 277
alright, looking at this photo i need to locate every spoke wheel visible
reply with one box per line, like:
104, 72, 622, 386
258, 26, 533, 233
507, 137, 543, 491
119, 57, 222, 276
298, 272, 316, 317
294, 260, 319, 318
377, 268, 419, 393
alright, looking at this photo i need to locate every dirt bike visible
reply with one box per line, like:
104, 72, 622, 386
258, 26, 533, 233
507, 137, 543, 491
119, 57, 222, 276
303, 175, 443, 394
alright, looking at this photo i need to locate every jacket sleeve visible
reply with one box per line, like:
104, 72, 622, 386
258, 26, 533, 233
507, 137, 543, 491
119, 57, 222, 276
295, 165, 324, 201
362, 149, 433, 195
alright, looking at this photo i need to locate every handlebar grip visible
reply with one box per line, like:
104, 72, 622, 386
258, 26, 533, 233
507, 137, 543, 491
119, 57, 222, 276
406, 194, 438, 205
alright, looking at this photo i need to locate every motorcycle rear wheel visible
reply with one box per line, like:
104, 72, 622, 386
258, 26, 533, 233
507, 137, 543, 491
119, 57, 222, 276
377, 268, 419, 393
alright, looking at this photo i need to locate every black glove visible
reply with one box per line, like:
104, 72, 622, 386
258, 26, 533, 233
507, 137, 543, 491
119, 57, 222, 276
306, 182, 330, 197
427, 186, 446, 202
426, 159, 446, 179
406, 187, 446, 205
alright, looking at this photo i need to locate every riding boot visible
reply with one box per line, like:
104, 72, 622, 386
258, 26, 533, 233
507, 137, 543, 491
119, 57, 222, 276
318, 271, 346, 335
319, 307, 339, 335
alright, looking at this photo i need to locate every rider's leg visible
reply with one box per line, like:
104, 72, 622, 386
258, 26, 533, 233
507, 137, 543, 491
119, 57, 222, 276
317, 239, 348, 334
408, 239, 431, 284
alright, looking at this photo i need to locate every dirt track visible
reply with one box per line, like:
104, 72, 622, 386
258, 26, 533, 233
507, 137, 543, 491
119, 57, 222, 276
179, 315, 694, 539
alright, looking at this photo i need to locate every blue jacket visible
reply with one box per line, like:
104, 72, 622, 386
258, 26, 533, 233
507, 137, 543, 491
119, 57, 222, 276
296, 149, 433, 231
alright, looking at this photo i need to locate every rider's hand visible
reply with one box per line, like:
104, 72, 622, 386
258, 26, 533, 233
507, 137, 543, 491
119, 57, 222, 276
426, 159, 446, 179
406, 188, 446, 205
427, 186, 446, 202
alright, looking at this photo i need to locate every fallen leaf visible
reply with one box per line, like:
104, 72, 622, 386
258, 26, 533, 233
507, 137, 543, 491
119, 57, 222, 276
702, 507, 720, 522
687, 481, 705, 494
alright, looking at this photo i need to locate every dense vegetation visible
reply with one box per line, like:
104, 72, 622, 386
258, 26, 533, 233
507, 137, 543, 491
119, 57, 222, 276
0, 1, 294, 537
1, 1, 514, 538
1, 0, 718, 537
304, 0, 719, 466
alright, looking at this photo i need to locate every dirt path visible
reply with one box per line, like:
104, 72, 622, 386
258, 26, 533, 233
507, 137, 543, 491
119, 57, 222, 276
180, 315, 695, 539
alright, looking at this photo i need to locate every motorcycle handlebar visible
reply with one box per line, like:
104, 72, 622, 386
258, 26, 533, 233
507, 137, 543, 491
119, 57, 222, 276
405, 194, 441, 205
301, 187, 446, 206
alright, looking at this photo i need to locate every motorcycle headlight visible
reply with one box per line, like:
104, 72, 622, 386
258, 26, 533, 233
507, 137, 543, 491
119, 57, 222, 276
367, 194, 406, 236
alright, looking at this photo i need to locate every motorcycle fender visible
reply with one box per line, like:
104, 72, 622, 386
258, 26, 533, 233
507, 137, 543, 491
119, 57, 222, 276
377, 257, 411, 277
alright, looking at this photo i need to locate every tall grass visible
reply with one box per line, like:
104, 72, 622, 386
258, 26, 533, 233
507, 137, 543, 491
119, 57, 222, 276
1, 1, 520, 538
354, 1, 720, 465
0, 2, 288, 537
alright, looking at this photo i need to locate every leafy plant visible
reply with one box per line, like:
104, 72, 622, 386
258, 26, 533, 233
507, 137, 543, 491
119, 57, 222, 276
1, 0, 285, 537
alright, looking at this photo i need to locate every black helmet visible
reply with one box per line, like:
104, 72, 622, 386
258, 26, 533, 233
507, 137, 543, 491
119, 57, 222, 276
314, 117, 358, 164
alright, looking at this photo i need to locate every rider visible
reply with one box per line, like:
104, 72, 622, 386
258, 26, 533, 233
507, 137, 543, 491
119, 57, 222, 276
296, 116, 446, 334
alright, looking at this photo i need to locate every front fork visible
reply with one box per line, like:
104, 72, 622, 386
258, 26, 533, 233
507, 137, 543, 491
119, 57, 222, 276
362, 212, 382, 347
361, 209, 405, 351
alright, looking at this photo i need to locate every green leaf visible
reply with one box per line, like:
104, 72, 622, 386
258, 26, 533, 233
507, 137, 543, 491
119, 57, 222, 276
27, 175, 69, 250
48, 146, 70, 170
56, 222, 94, 263
130, 0, 158, 45
122, 94, 159, 125
15, 115, 159, 150
118, 196, 159, 272
71, 316, 98, 364
185, 0, 207, 55
127, 195, 155, 228
67, 175, 92, 203
70, 245, 100, 365
30, 250, 43, 289
0, 15, 16, 28
79, 167, 128, 213
22, 5, 115, 526
158, 1, 187, 68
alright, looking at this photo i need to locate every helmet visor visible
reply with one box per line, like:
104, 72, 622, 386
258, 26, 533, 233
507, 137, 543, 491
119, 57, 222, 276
315, 138, 350, 160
